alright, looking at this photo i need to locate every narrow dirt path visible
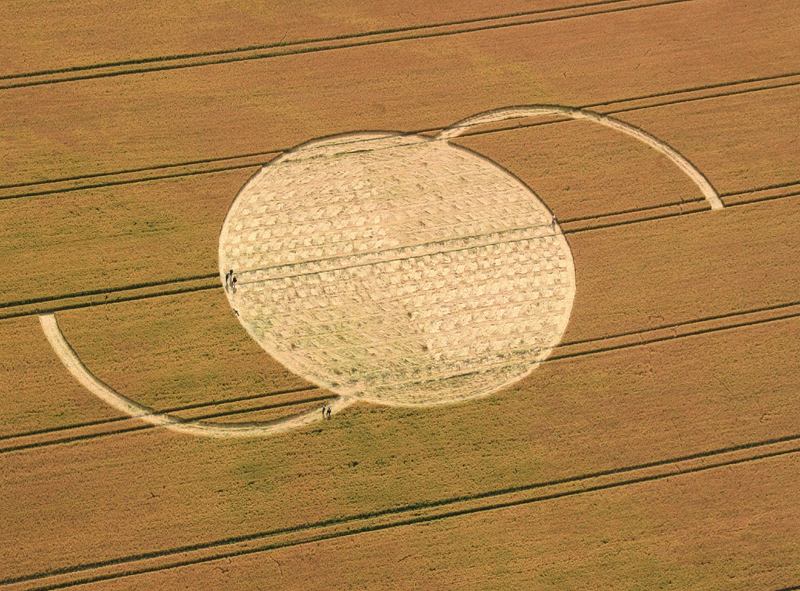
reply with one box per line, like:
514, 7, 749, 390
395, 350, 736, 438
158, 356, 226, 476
38, 314, 353, 438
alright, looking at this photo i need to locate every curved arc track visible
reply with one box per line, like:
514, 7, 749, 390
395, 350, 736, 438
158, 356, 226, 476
438, 104, 724, 210
38, 314, 352, 438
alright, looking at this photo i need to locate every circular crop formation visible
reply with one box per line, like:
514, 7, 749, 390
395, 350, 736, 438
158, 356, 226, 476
219, 132, 575, 406
38, 106, 723, 436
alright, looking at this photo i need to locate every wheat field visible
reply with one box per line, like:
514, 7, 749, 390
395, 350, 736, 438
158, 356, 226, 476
2, 1, 799, 589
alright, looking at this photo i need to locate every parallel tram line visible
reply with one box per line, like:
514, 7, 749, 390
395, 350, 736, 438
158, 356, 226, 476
1, 70, 799, 201
0, 273, 218, 311
2, 298, 798, 455
4, 431, 800, 589
1, 182, 798, 321
3, 170, 796, 588
0, 0, 684, 83
0, 0, 696, 91
0, 388, 328, 454
2, 1, 797, 586
0, 385, 317, 445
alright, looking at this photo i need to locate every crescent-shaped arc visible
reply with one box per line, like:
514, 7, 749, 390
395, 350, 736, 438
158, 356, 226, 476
38, 314, 354, 438
437, 105, 723, 210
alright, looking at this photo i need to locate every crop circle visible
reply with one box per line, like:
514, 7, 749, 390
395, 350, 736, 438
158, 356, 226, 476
219, 132, 575, 406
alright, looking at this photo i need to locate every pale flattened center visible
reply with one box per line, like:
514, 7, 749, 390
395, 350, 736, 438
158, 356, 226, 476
219, 133, 575, 405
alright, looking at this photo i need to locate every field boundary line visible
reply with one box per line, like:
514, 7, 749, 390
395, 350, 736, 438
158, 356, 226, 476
3, 299, 798, 454
0, 0, 695, 92
2, 72, 799, 200
5, 437, 799, 589
1, 181, 798, 321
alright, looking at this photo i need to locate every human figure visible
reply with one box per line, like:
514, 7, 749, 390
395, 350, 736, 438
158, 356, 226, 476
551, 215, 558, 233
231, 275, 238, 294
326, 406, 332, 420
226, 269, 234, 290
321, 404, 327, 420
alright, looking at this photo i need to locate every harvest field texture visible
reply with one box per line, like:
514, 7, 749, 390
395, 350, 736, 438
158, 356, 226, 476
2, 1, 800, 589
